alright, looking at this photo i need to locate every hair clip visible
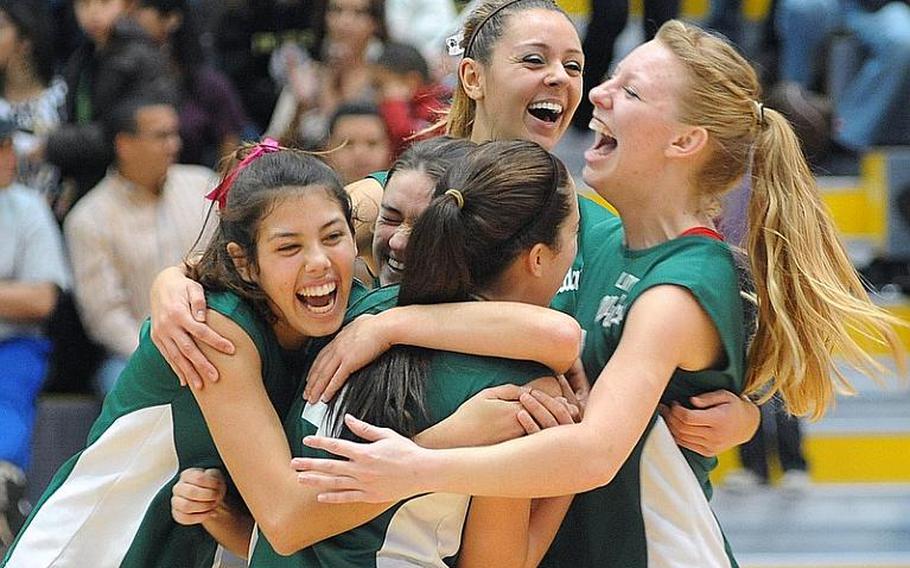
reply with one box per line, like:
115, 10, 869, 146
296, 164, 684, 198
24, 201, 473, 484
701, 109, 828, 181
445, 31, 465, 57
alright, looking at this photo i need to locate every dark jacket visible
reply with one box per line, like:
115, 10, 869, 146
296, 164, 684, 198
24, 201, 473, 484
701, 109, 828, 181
47, 19, 170, 203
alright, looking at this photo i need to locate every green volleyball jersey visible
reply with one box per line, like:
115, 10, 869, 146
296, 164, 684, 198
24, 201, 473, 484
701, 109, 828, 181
249, 290, 552, 567
541, 219, 746, 568
549, 194, 615, 316
2, 291, 299, 568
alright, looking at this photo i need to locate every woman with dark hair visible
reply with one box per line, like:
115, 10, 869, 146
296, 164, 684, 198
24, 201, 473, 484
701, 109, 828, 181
2, 143, 361, 566
132, 0, 248, 167
173, 140, 584, 567
0, 0, 66, 203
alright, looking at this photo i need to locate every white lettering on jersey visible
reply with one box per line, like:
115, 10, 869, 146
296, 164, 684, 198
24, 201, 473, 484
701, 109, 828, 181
558, 268, 581, 294
595, 272, 641, 328
615, 271, 640, 292
595, 294, 627, 328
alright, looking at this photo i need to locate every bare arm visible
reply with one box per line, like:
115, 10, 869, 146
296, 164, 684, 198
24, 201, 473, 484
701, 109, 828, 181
190, 310, 395, 555
0, 281, 58, 322
305, 303, 583, 403
457, 379, 578, 568
294, 285, 723, 500
148, 174, 379, 389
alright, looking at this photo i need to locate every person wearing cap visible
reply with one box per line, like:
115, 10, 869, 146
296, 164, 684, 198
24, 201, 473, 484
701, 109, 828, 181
0, 117, 70, 555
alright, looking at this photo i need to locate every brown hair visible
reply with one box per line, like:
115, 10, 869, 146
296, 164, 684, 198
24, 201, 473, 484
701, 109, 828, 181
331, 140, 573, 435
188, 144, 353, 322
657, 20, 905, 419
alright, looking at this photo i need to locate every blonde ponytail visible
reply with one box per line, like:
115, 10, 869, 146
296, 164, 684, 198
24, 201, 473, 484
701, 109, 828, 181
657, 19, 905, 420
745, 108, 905, 419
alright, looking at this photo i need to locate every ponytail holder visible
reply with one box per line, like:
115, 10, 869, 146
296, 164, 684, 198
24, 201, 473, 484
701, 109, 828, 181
444, 188, 465, 209
753, 100, 765, 126
206, 137, 282, 209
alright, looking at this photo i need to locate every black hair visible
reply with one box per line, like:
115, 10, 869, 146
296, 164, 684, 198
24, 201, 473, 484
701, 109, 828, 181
310, 0, 387, 61
376, 41, 429, 84
189, 147, 353, 323
327, 101, 387, 137
103, 91, 178, 148
136, 0, 204, 89
331, 139, 572, 436
0, 0, 54, 86
386, 136, 476, 185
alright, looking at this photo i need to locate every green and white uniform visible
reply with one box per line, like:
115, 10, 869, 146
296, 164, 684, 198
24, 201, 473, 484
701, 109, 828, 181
249, 289, 553, 567
2, 291, 300, 568
541, 218, 746, 568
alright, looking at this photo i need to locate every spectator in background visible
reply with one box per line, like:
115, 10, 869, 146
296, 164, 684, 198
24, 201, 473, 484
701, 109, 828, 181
215, 0, 314, 134
373, 41, 449, 158
43, 0, 169, 219
0, 0, 67, 212
63, 97, 213, 395
132, 0, 249, 168
323, 101, 392, 185
265, 0, 387, 148
570, 0, 679, 132
0, 117, 70, 554
775, 0, 910, 151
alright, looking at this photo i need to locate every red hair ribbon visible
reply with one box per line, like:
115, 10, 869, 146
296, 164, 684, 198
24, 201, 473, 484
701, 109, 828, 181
205, 137, 281, 208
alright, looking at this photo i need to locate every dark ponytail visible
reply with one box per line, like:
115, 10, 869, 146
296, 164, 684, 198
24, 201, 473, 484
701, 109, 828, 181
331, 140, 572, 436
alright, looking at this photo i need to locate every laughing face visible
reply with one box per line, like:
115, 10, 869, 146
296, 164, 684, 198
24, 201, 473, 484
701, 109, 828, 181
583, 40, 688, 201
248, 189, 356, 349
467, 8, 583, 150
372, 169, 435, 286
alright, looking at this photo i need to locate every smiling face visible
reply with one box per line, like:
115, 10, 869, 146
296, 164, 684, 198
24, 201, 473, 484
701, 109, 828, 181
467, 8, 583, 150
372, 168, 435, 286
249, 189, 356, 348
582, 40, 688, 201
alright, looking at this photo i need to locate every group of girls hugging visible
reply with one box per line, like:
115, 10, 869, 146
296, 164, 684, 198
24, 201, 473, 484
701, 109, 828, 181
3, 0, 905, 566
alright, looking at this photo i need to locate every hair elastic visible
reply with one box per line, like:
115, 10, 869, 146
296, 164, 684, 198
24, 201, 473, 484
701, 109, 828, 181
753, 100, 765, 126
444, 188, 465, 209
206, 138, 281, 208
